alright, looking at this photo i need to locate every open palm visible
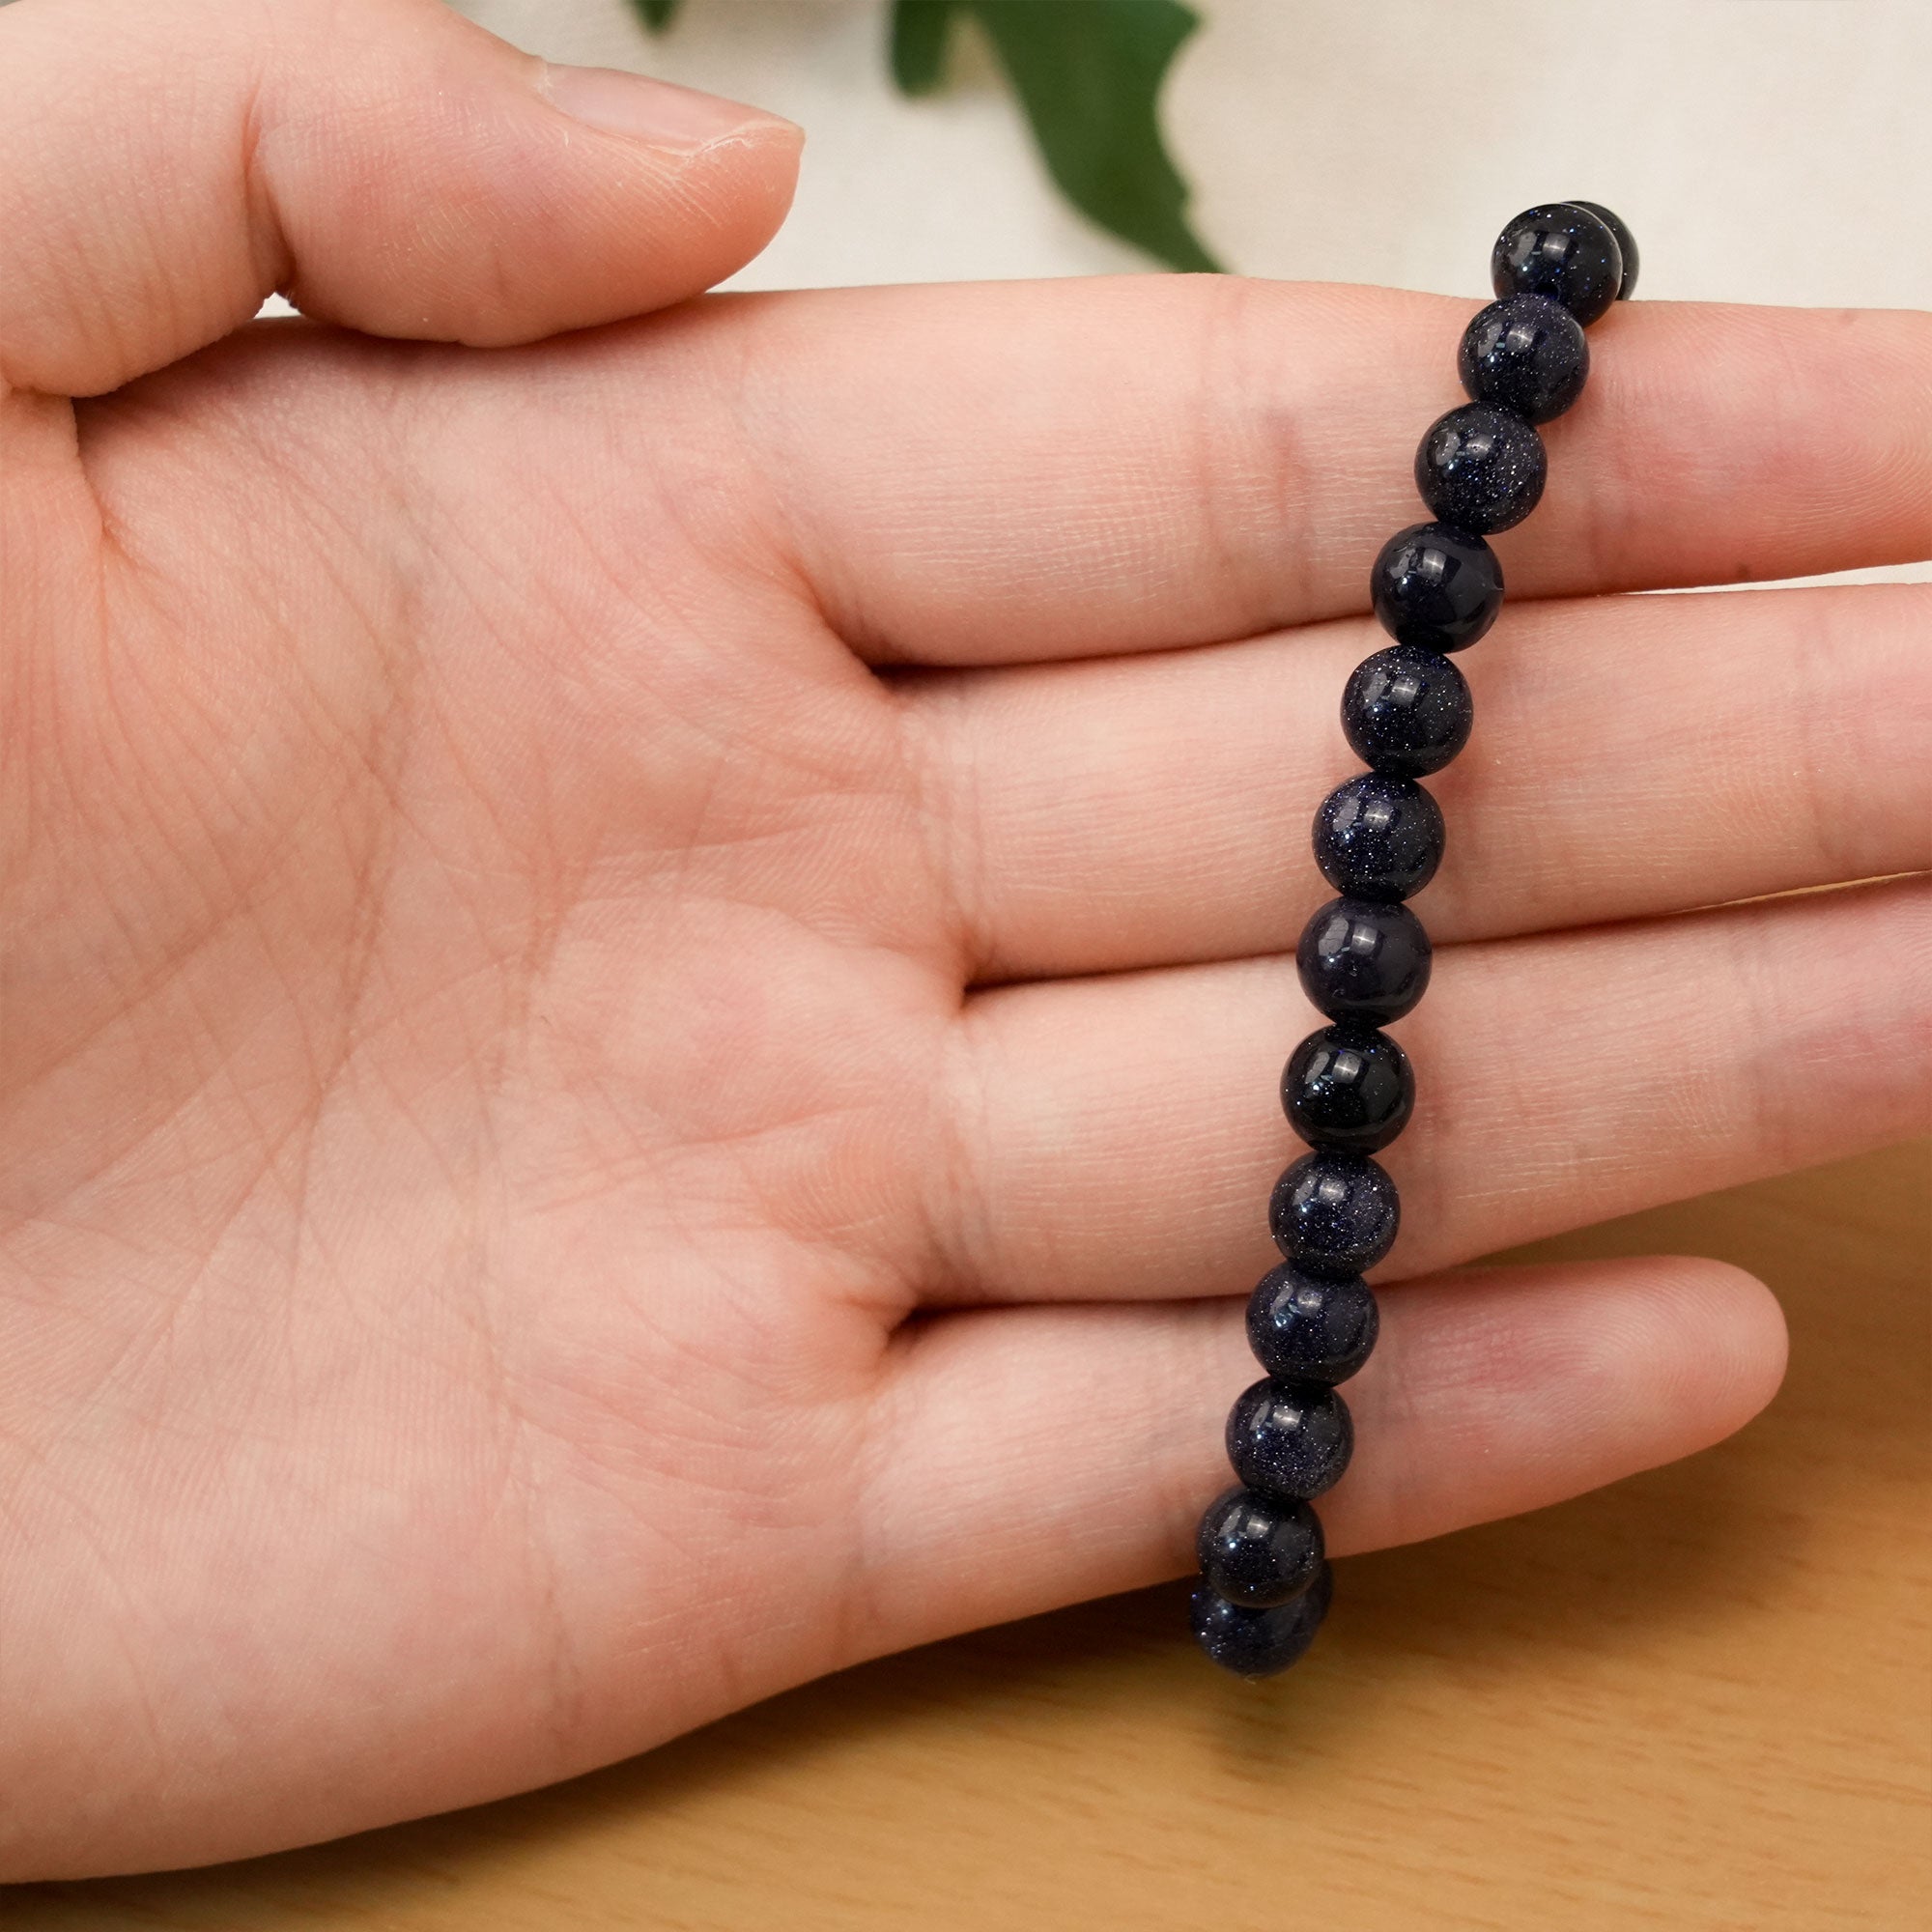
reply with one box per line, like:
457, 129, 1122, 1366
3, 0, 1927, 1880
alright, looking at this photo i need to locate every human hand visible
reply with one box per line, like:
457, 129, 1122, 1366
3, 0, 1927, 1880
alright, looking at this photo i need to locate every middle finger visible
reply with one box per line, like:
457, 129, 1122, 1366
903, 582, 1931, 982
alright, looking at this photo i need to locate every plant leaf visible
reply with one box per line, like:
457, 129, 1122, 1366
627, 0, 683, 32
948, 0, 1221, 273
891, 0, 958, 96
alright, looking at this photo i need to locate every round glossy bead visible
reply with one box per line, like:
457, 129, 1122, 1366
1369, 523, 1503, 653
1196, 1485, 1325, 1607
1191, 1562, 1333, 1678
1282, 1024, 1413, 1153
1415, 404, 1547, 535
1566, 200, 1638, 298
1492, 202, 1624, 326
1296, 895, 1433, 1026
1459, 294, 1589, 424
1343, 644, 1473, 778
1268, 1151, 1400, 1276
1226, 1377, 1354, 1499
1246, 1264, 1379, 1385
1313, 772, 1443, 902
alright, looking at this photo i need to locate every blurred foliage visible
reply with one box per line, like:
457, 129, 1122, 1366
626, 0, 1220, 272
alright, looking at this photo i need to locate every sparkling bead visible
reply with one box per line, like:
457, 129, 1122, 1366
1247, 1264, 1379, 1384
1196, 1485, 1325, 1606
1343, 643, 1473, 778
1191, 1562, 1333, 1677
1268, 1150, 1400, 1276
1296, 895, 1433, 1026
1415, 404, 1547, 535
1313, 772, 1444, 902
1282, 1024, 1413, 1153
1492, 203, 1624, 326
1226, 1377, 1354, 1498
1369, 522, 1503, 653
1459, 293, 1589, 424
1566, 200, 1639, 298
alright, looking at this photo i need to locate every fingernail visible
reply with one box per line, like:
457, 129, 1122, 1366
541, 64, 797, 152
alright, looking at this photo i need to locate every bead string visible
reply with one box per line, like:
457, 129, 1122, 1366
1192, 202, 1640, 1677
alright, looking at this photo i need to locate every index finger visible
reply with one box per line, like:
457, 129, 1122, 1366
715, 278, 1932, 665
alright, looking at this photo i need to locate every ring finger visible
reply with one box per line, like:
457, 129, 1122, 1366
922, 875, 1930, 1304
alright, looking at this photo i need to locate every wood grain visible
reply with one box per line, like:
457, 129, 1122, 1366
18, 1141, 1931, 1931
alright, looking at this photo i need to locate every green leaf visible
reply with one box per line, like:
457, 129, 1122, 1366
627, 0, 683, 32
891, 0, 1221, 273
891, 0, 958, 96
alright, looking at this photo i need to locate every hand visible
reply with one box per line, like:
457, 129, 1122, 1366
3, 0, 1926, 1880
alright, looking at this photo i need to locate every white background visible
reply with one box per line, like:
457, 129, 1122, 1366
463, 0, 1930, 308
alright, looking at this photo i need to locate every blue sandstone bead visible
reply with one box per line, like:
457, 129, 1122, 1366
1268, 1150, 1400, 1276
1246, 1264, 1379, 1384
1492, 202, 1624, 326
1369, 523, 1503, 653
1196, 1485, 1325, 1607
1565, 200, 1639, 298
1296, 895, 1433, 1026
1415, 404, 1547, 534
1459, 293, 1589, 423
1226, 1378, 1355, 1499
1313, 772, 1444, 902
1191, 1562, 1333, 1677
1282, 1023, 1413, 1153
1343, 643, 1473, 777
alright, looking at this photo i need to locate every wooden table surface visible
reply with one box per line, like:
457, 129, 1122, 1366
18, 1141, 1930, 1931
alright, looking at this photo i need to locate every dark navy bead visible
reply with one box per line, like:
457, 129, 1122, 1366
1191, 1561, 1333, 1677
1296, 895, 1433, 1026
1492, 203, 1624, 327
1415, 404, 1547, 535
1226, 1377, 1354, 1499
1196, 1485, 1324, 1607
1282, 1024, 1413, 1153
1565, 200, 1638, 298
1313, 772, 1443, 902
1459, 294, 1589, 424
1369, 523, 1503, 653
1343, 644, 1473, 778
1246, 1264, 1379, 1384
1268, 1151, 1400, 1276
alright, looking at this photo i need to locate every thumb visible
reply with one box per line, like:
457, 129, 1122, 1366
0, 0, 803, 397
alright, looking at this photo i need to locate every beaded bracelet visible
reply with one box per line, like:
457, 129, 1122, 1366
1191, 202, 1640, 1677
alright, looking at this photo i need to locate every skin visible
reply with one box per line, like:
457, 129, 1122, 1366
0, 0, 1927, 1881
